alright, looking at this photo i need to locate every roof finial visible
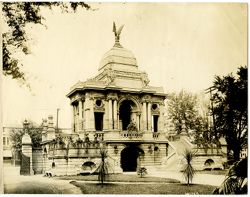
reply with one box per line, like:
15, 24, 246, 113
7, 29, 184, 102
113, 22, 124, 47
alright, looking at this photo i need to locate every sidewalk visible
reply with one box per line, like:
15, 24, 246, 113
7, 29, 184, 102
3, 165, 81, 194
149, 170, 225, 186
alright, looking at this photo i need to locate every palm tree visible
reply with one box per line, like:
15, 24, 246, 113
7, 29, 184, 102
182, 149, 196, 186
96, 148, 109, 185
213, 157, 247, 194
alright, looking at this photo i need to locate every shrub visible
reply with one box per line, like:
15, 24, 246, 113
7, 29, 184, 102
182, 149, 196, 186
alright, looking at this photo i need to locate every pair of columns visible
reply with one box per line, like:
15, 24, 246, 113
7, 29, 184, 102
72, 99, 85, 133
108, 99, 118, 130
142, 102, 152, 131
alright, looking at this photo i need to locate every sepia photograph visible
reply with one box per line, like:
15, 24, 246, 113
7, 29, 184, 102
1, 2, 248, 194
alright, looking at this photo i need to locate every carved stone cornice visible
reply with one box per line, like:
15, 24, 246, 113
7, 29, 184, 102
141, 95, 152, 103
107, 92, 118, 100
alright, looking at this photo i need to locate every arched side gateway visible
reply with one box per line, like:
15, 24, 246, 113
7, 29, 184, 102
120, 145, 144, 172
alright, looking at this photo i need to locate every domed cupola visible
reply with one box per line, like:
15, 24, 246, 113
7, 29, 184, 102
98, 23, 138, 73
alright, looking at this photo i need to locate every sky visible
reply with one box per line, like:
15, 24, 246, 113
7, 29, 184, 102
2, 3, 247, 128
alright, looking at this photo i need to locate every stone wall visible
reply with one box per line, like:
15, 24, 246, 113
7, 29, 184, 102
32, 148, 43, 174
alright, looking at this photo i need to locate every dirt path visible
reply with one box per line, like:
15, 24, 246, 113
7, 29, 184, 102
3, 165, 81, 194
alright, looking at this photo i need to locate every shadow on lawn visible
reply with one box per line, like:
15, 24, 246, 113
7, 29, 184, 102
69, 180, 215, 194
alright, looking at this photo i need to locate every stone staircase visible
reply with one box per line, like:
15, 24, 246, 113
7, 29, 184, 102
163, 135, 194, 171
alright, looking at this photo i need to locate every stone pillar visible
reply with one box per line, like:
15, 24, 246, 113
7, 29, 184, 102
21, 133, 33, 175
158, 105, 164, 132
103, 100, 109, 131
84, 97, 90, 130
142, 102, 147, 131
78, 99, 83, 131
89, 98, 95, 131
21, 120, 33, 175
47, 115, 55, 140
109, 99, 113, 130
113, 100, 118, 130
136, 114, 140, 131
74, 105, 78, 132
147, 102, 152, 132
82, 100, 85, 130
152, 115, 154, 132
71, 104, 75, 132
42, 119, 48, 142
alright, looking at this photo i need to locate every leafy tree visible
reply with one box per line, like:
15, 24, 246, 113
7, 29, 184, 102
192, 115, 221, 153
9, 120, 43, 149
167, 90, 199, 134
211, 66, 247, 161
182, 149, 196, 186
2, 2, 91, 86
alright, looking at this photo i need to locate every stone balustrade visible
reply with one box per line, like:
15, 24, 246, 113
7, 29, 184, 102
103, 130, 165, 141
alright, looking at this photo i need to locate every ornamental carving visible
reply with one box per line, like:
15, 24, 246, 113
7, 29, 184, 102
106, 68, 116, 85
141, 95, 151, 102
141, 72, 150, 87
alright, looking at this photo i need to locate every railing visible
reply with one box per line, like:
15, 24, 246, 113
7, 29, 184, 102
120, 131, 143, 138
95, 132, 104, 140
85, 130, 165, 141
152, 132, 159, 138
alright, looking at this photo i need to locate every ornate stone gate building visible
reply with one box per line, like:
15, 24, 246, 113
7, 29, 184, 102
66, 24, 167, 173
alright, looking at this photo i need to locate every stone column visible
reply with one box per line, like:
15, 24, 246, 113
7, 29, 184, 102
78, 99, 83, 131
109, 99, 113, 130
142, 102, 147, 131
113, 100, 118, 130
82, 100, 85, 130
21, 132, 33, 175
89, 98, 95, 131
74, 105, 78, 133
84, 96, 90, 130
147, 102, 152, 132
152, 115, 154, 132
103, 100, 109, 131
136, 114, 140, 131
71, 104, 75, 132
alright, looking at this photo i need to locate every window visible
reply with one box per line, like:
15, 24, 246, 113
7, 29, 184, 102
3, 137, 6, 146
95, 112, 104, 131
153, 115, 159, 132
96, 99, 102, 107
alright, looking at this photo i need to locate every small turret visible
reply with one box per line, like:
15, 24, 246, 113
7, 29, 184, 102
42, 119, 48, 142
47, 115, 55, 140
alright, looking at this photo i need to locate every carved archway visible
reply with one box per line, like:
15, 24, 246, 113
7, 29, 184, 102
120, 145, 144, 172
118, 96, 141, 131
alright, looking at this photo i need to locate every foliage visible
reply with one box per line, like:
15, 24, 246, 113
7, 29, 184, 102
192, 116, 221, 152
2, 2, 90, 86
211, 66, 247, 161
9, 121, 42, 150
137, 167, 147, 178
182, 149, 196, 186
96, 149, 109, 185
167, 90, 199, 134
213, 157, 247, 194
9, 129, 23, 151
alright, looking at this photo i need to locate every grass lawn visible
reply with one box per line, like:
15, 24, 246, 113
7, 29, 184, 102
55, 174, 180, 183
70, 181, 216, 194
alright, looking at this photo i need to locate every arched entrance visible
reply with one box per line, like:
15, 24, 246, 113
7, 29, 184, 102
119, 100, 137, 130
120, 145, 144, 172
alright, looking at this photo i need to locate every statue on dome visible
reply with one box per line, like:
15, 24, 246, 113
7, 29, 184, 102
113, 22, 124, 46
